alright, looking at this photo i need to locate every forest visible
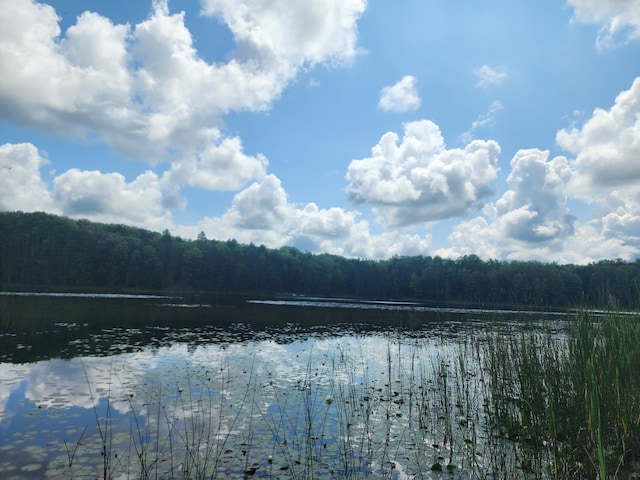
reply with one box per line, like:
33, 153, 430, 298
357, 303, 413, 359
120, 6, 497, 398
1, 211, 639, 308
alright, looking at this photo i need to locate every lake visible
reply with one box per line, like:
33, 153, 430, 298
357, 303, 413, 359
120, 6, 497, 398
0, 292, 571, 479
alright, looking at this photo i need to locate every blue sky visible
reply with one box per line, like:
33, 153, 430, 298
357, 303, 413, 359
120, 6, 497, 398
2, 0, 640, 263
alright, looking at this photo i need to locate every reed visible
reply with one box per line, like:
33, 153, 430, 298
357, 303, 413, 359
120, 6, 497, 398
569, 312, 640, 478
82, 360, 117, 480
485, 310, 640, 479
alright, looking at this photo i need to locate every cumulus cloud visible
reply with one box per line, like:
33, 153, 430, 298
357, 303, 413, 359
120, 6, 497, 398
0, 0, 365, 195
346, 120, 500, 226
438, 217, 636, 264
473, 65, 507, 87
53, 169, 165, 225
546, 76, 640, 259
0, 2, 132, 137
0, 142, 170, 230
568, 0, 640, 49
181, 175, 431, 259
493, 149, 575, 242
297, 203, 357, 240
0, 140, 429, 260
557, 76, 640, 196
435, 217, 504, 260
342, 228, 432, 259
187, 174, 350, 248
378, 76, 421, 112
182, 75, 640, 262
223, 175, 292, 230
190, 137, 268, 190
436, 149, 575, 259
199, 0, 366, 68
162, 133, 269, 192
601, 193, 640, 242
0, 143, 54, 212
433, 148, 639, 264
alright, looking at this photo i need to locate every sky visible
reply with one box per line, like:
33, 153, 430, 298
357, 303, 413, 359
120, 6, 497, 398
2, 0, 640, 264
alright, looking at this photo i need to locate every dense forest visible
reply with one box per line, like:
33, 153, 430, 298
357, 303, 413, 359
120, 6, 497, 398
1, 211, 640, 308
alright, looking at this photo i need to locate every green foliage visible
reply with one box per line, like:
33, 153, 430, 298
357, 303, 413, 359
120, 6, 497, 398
1, 211, 639, 308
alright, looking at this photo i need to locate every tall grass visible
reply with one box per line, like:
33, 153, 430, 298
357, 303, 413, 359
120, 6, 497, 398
570, 312, 640, 478
486, 311, 640, 479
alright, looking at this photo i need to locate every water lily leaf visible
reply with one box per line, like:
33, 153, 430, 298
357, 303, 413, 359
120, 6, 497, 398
20, 463, 42, 472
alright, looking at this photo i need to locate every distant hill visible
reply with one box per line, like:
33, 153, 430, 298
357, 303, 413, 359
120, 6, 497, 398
1, 211, 639, 308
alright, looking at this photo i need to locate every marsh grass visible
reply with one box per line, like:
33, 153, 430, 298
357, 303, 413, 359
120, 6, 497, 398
569, 312, 640, 478
486, 311, 640, 479
60, 311, 640, 479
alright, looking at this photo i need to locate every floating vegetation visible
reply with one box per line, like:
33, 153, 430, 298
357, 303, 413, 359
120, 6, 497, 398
19, 463, 43, 472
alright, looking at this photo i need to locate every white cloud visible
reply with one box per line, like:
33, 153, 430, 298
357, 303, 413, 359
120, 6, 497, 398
199, 0, 366, 68
471, 101, 504, 130
186, 174, 343, 248
436, 149, 577, 261
556, 77, 640, 251
568, 0, 640, 49
494, 149, 575, 242
435, 145, 640, 264
179, 75, 640, 263
0, 2, 132, 137
223, 174, 292, 230
0, 0, 365, 197
178, 174, 431, 259
548, 76, 640, 260
297, 203, 357, 239
162, 133, 269, 192
602, 193, 640, 241
131, 6, 280, 118
190, 137, 269, 190
0, 141, 431, 260
342, 228, 432, 259
194, 174, 352, 248
460, 100, 504, 143
438, 217, 636, 264
557, 76, 640, 197
0, 142, 171, 230
0, 143, 54, 212
53, 169, 167, 227
378, 76, 421, 113
435, 217, 504, 260
346, 120, 500, 226
473, 65, 507, 88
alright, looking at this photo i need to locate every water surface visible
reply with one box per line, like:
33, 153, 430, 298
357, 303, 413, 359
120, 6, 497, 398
0, 293, 569, 479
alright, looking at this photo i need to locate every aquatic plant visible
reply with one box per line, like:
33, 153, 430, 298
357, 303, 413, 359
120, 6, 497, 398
485, 310, 640, 479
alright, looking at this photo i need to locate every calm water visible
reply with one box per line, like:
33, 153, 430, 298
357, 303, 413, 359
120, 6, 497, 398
0, 293, 570, 479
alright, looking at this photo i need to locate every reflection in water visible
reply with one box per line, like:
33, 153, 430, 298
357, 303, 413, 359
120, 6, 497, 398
1, 335, 453, 478
0, 293, 570, 479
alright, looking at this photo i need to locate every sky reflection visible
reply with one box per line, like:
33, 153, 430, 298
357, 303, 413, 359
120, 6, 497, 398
1, 331, 450, 478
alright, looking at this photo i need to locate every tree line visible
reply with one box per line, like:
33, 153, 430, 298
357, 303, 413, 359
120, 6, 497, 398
1, 211, 639, 308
